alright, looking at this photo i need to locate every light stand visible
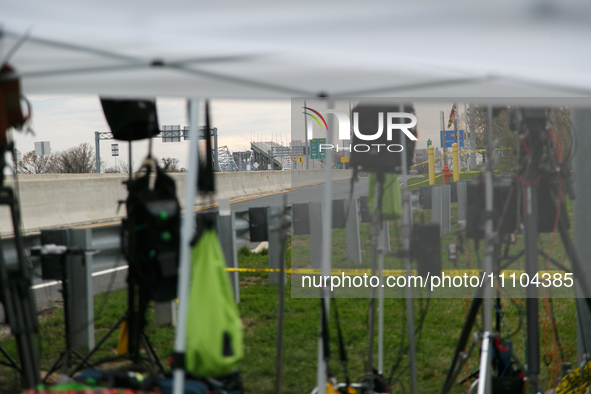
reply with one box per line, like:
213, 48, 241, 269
441, 106, 591, 394
273, 196, 289, 394
31, 246, 94, 380
366, 173, 384, 390
0, 179, 41, 389
399, 103, 419, 394
476, 104, 496, 394
71, 161, 177, 376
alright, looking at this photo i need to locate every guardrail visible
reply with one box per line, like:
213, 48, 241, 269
2, 193, 428, 351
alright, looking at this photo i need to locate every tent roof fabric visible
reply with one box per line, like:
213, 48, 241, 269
2, 0, 591, 99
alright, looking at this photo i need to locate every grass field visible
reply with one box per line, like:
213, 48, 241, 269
0, 175, 580, 394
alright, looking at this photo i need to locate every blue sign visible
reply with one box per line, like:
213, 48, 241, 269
440, 130, 464, 148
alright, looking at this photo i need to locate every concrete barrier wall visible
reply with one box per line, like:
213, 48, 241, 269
1, 169, 352, 235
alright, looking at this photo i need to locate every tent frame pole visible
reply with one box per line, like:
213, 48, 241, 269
476, 104, 495, 394
400, 103, 418, 394
317, 98, 334, 394
172, 98, 201, 394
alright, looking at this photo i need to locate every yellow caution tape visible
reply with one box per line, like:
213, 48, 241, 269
410, 148, 506, 168
408, 170, 502, 187
226, 268, 565, 276
227, 268, 413, 276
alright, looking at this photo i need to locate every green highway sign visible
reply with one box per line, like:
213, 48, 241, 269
310, 138, 326, 160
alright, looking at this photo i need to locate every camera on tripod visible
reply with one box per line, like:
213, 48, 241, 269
349, 103, 417, 174
122, 166, 181, 302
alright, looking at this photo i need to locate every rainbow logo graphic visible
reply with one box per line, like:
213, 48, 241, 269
302, 107, 328, 131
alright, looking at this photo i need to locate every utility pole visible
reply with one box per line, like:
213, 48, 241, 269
305, 100, 310, 169
464, 102, 469, 171
440, 111, 447, 166
470, 104, 476, 169
95, 131, 101, 174
454, 102, 459, 173
572, 109, 591, 365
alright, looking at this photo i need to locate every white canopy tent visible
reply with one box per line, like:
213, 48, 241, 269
3, 0, 591, 99
3, 1, 591, 394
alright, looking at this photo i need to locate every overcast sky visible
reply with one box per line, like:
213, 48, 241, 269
9, 95, 465, 171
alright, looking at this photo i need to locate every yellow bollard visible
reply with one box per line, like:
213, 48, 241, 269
452, 142, 460, 182
428, 145, 435, 185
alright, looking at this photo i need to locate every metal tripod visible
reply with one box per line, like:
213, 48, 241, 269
0, 186, 41, 389
441, 107, 591, 394
39, 249, 93, 381
69, 276, 166, 376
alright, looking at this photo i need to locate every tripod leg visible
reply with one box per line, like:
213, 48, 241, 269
71, 350, 95, 370
8, 188, 41, 388
0, 344, 21, 373
69, 312, 127, 376
61, 350, 71, 375
523, 183, 540, 394
140, 333, 165, 374
43, 352, 65, 383
5, 267, 41, 388
440, 287, 483, 394
557, 208, 591, 309
0, 242, 39, 387
131, 286, 150, 365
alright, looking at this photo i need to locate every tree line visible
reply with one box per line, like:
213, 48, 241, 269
16, 142, 182, 174
464, 106, 572, 173
414, 106, 572, 174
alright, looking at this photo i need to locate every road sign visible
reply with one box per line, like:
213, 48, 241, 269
297, 156, 304, 164
34, 141, 51, 156
161, 125, 182, 142
440, 130, 464, 148
310, 138, 326, 160
291, 157, 296, 162
341, 156, 349, 163
111, 144, 119, 156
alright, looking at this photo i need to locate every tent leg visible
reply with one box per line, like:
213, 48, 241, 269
317, 98, 334, 394
377, 221, 386, 374
172, 99, 201, 394
400, 103, 418, 394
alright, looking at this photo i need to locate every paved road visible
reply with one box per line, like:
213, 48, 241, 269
228, 176, 369, 211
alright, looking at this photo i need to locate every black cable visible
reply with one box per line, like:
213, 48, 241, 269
548, 298, 566, 362
332, 298, 350, 387
390, 377, 406, 394
386, 298, 407, 385
387, 294, 431, 386
576, 299, 590, 358
507, 298, 523, 340
474, 239, 483, 271
342, 170, 357, 225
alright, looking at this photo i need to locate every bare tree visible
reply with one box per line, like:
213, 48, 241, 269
414, 162, 429, 175
97, 159, 132, 173
102, 166, 119, 173
17, 151, 57, 174
465, 106, 572, 173
161, 157, 179, 172
118, 160, 135, 174
53, 143, 96, 173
